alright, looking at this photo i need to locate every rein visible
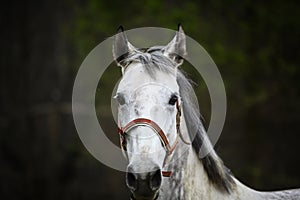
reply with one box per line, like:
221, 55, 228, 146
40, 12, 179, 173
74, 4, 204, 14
118, 101, 189, 177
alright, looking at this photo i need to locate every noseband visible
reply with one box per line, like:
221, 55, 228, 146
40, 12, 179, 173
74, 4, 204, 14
118, 100, 188, 177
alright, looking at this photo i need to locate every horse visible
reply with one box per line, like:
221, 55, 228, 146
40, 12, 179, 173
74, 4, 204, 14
112, 25, 300, 200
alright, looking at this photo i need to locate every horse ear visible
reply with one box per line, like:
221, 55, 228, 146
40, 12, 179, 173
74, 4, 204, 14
163, 24, 187, 67
113, 26, 137, 67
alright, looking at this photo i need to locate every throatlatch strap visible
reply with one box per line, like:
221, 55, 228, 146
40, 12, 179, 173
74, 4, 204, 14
162, 171, 172, 177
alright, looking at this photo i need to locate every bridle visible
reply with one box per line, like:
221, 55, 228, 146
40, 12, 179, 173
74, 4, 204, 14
118, 100, 190, 177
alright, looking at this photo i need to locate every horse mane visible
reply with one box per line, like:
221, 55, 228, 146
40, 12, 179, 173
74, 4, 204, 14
177, 71, 236, 193
122, 47, 236, 193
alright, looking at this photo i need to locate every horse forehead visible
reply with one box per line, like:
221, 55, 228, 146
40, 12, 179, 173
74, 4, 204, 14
132, 86, 170, 101
118, 63, 179, 93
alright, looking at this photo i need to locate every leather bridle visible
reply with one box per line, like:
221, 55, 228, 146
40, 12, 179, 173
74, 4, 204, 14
118, 100, 188, 177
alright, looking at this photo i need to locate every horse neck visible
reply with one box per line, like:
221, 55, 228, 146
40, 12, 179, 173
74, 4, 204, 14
184, 147, 266, 200
160, 116, 265, 200
159, 115, 212, 199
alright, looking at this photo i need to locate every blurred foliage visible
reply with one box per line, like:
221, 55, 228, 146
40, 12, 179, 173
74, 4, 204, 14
1, 0, 300, 199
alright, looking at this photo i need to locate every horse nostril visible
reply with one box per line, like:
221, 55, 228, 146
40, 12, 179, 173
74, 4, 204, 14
126, 171, 137, 191
149, 168, 162, 191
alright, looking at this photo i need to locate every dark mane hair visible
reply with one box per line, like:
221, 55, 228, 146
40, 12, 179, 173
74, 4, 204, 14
123, 47, 236, 193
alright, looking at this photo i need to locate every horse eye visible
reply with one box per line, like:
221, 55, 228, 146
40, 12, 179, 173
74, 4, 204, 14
169, 94, 178, 105
115, 93, 126, 105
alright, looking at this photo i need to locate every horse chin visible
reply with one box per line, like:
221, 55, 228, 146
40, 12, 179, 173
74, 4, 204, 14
130, 191, 159, 200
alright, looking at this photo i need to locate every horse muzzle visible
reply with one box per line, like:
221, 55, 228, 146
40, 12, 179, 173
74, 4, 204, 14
126, 166, 162, 200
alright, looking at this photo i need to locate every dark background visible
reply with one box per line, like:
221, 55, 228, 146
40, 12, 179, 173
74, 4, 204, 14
1, 0, 300, 199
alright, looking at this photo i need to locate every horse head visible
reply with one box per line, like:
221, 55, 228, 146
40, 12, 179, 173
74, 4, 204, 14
113, 25, 186, 199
